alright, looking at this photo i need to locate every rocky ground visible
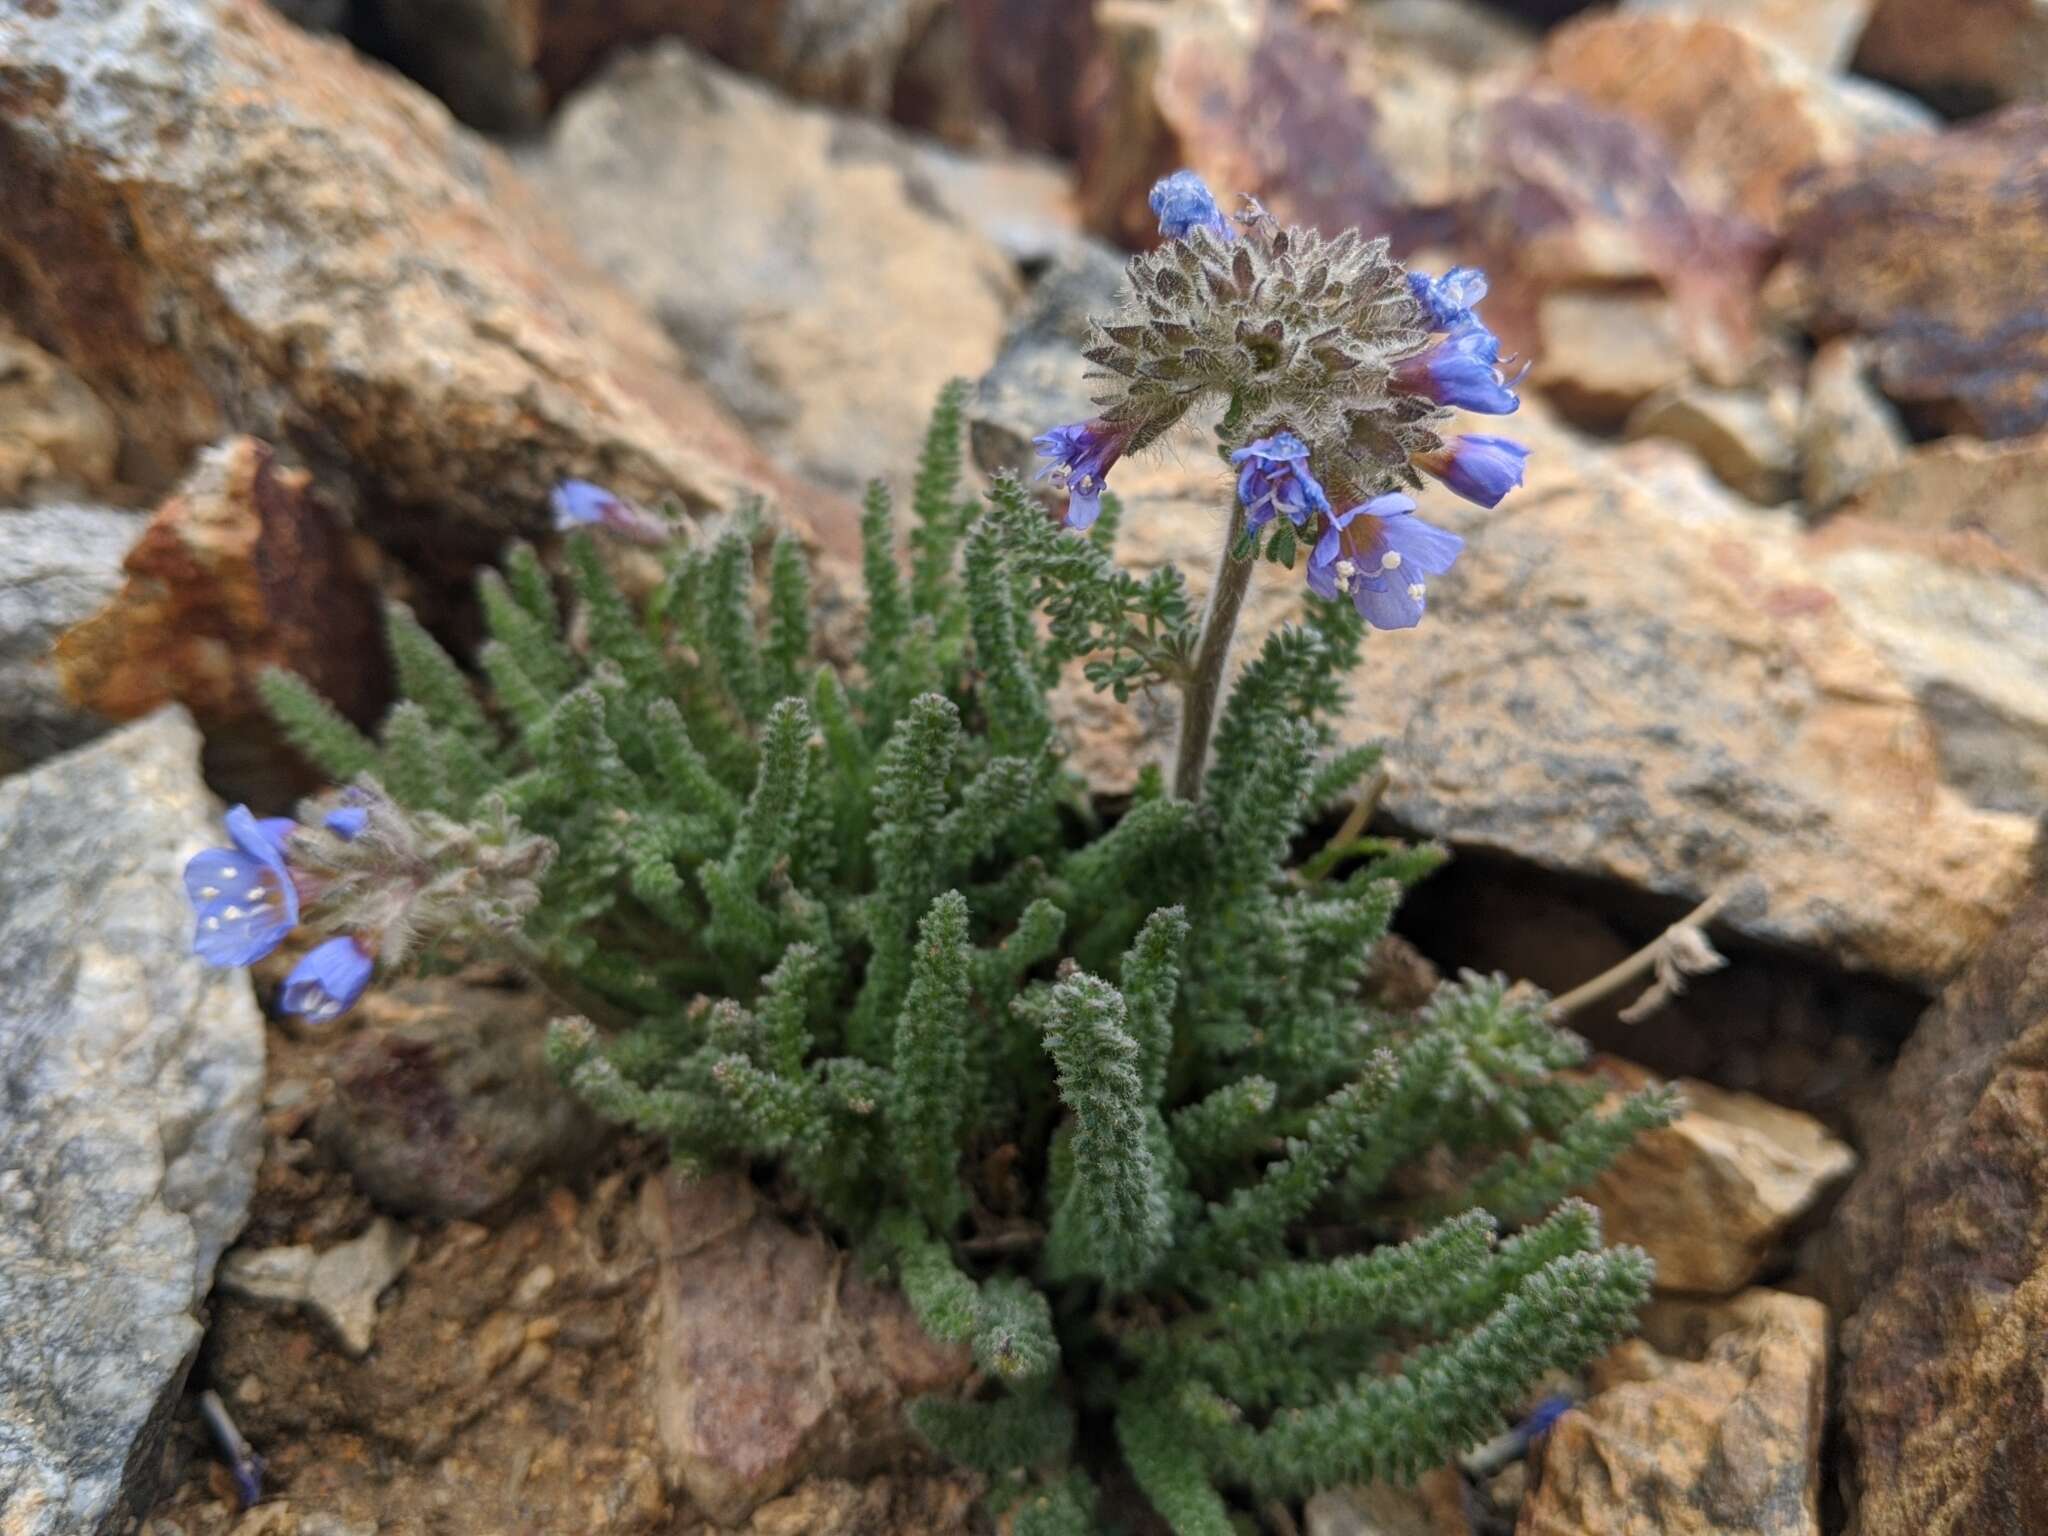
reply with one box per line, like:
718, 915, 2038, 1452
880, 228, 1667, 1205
2, 0, 2045, 1533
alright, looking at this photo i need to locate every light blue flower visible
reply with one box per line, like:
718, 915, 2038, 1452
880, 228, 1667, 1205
184, 806, 300, 967
1230, 432, 1333, 533
1306, 494, 1465, 630
279, 935, 376, 1025
1407, 266, 1491, 330
549, 479, 671, 545
1034, 418, 1134, 530
1415, 434, 1530, 508
1393, 322, 1526, 415
1148, 170, 1234, 243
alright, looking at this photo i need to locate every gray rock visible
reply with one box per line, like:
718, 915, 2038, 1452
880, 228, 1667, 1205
523, 42, 1020, 499
309, 974, 609, 1220
968, 242, 1127, 482
0, 504, 139, 772
0, 709, 265, 1535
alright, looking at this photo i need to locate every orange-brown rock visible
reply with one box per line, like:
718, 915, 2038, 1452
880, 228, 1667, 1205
1538, 13, 1932, 231
1780, 105, 2048, 440
1305, 1467, 1472, 1536
1856, 0, 2048, 111
1518, 1288, 1827, 1536
1623, 0, 1880, 72
0, 0, 828, 568
1822, 887, 2048, 1536
1838, 433, 2048, 571
1576, 1059, 1855, 1295
1799, 338, 1906, 514
639, 1171, 971, 1525
54, 438, 384, 735
0, 326, 120, 504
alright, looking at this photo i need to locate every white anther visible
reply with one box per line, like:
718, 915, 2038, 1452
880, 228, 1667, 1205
218, 866, 238, 880
1381, 551, 1402, 571
199, 886, 220, 900
205, 916, 221, 931
222, 905, 243, 921
246, 886, 266, 901
1334, 559, 1357, 580
1406, 582, 1426, 600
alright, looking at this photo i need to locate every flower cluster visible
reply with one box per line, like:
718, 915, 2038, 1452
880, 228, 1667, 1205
184, 785, 552, 1024
1035, 172, 1532, 630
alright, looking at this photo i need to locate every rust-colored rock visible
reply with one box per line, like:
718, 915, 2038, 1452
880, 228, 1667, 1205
1577, 1058, 1855, 1295
1539, 13, 1932, 231
1781, 105, 2048, 441
1856, 0, 2048, 111
1823, 887, 2048, 1536
1623, 0, 1880, 73
1838, 433, 2048, 571
0, 326, 120, 503
741, 1475, 981, 1536
0, 0, 824, 566
1518, 1288, 1827, 1536
54, 438, 384, 734
638, 1170, 971, 1525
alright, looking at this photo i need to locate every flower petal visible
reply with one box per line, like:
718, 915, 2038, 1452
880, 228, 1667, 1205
279, 936, 376, 1025
1354, 579, 1426, 630
1379, 512, 1466, 575
192, 875, 295, 968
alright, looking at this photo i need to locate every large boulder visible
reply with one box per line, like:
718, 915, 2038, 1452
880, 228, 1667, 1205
1823, 888, 2048, 1536
0, 504, 141, 771
522, 43, 1019, 501
0, 0, 825, 574
1856, 0, 2048, 112
1780, 105, 2048, 442
1837, 433, 2048, 571
0, 709, 266, 1534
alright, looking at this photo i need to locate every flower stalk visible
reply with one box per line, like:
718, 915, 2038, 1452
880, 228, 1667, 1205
1174, 499, 1257, 801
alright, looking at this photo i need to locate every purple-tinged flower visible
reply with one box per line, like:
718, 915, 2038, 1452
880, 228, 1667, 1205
1392, 322, 1526, 415
549, 479, 671, 545
1407, 266, 1490, 330
323, 805, 370, 841
279, 935, 376, 1025
184, 806, 301, 968
1230, 432, 1333, 533
1034, 418, 1134, 530
1519, 1396, 1574, 1442
1307, 493, 1465, 630
1414, 434, 1529, 509
1148, 170, 1234, 243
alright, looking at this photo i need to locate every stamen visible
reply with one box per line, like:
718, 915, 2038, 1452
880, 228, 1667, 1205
205, 916, 221, 930
1407, 582, 1426, 600
218, 866, 238, 880
1381, 551, 1402, 571
245, 886, 266, 901
199, 886, 220, 900
222, 906, 243, 921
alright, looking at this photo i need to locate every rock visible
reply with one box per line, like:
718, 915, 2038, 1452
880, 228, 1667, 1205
638, 1170, 971, 1524
1856, 0, 2048, 112
977, 298, 2039, 987
1578, 1059, 1856, 1294
741, 1475, 981, 1536
362, 0, 546, 132
1535, 291, 1697, 430
535, 0, 948, 116
1823, 888, 2048, 1536
970, 242, 1128, 479
1342, 0, 1537, 75
1305, 1468, 1472, 1536
0, 0, 820, 568
1518, 1289, 1827, 1536
1621, 0, 1879, 72
1537, 13, 1935, 233
949, 0, 1098, 154
310, 973, 609, 1220
1780, 106, 2048, 441
906, 142, 1086, 271
0, 504, 141, 771
221, 1217, 419, 1357
1838, 433, 2048, 569
1810, 527, 2048, 816
0, 326, 121, 503
524, 43, 1018, 500
1078, 0, 1474, 252
1626, 383, 1800, 504
1799, 339, 1907, 514
52, 438, 386, 749
0, 709, 266, 1535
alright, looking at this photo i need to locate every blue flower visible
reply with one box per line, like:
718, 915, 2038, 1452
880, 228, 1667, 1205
1407, 266, 1490, 329
1306, 493, 1465, 630
1393, 322, 1526, 415
1034, 418, 1133, 530
1230, 432, 1333, 533
279, 935, 376, 1025
550, 479, 670, 545
323, 805, 369, 841
184, 806, 301, 967
1149, 170, 1234, 243
1415, 434, 1530, 508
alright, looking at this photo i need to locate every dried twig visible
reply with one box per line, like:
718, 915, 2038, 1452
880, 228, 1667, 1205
1548, 885, 1741, 1024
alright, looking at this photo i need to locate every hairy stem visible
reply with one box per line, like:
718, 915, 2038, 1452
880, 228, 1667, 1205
1173, 499, 1254, 801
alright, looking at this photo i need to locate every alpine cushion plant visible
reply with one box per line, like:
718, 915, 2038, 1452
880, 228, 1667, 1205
236, 180, 1668, 1534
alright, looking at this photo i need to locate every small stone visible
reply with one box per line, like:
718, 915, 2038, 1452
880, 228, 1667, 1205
512, 1264, 557, 1308
1533, 290, 1694, 429
220, 1244, 319, 1306
0, 710, 266, 1534
305, 1217, 419, 1358
233, 1375, 265, 1407
1579, 1059, 1856, 1295
508, 1340, 553, 1386
1800, 339, 1907, 513
1627, 383, 1800, 504
640, 1171, 972, 1524
472, 1310, 527, 1380
1839, 432, 2048, 569
1305, 1467, 1471, 1535
1518, 1289, 1827, 1536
